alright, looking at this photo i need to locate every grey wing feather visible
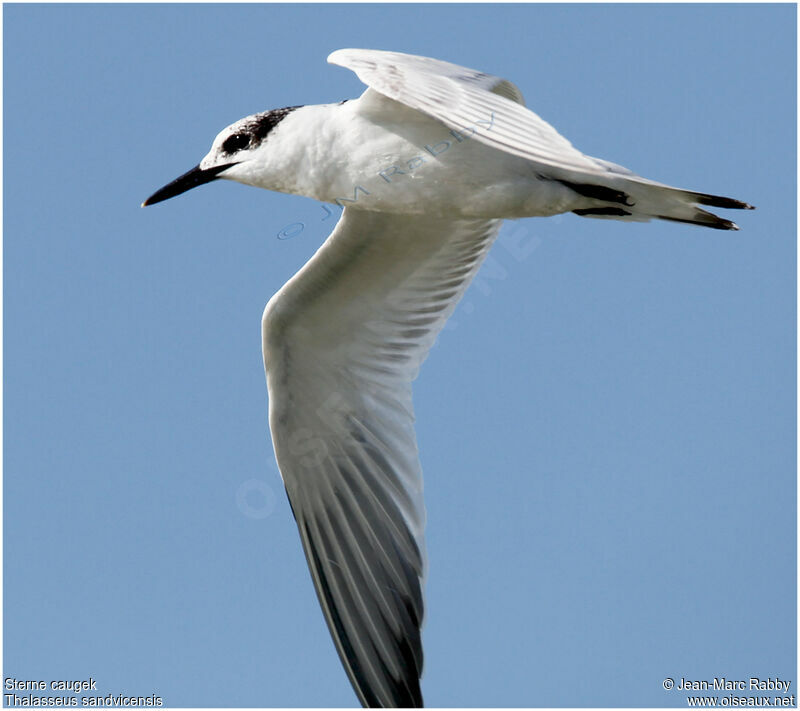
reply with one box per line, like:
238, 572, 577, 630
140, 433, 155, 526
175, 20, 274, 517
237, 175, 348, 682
328, 48, 754, 218
263, 209, 502, 707
328, 47, 603, 175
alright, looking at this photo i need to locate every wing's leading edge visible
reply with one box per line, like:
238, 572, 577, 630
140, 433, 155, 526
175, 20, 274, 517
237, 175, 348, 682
263, 209, 502, 707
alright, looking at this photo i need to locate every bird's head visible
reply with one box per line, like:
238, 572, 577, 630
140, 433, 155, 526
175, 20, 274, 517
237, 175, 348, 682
142, 106, 303, 207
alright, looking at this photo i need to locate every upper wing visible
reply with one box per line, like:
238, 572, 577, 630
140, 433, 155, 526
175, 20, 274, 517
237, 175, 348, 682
262, 209, 502, 707
328, 48, 755, 216
328, 47, 608, 176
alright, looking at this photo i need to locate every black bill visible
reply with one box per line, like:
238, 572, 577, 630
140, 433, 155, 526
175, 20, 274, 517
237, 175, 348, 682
141, 162, 238, 207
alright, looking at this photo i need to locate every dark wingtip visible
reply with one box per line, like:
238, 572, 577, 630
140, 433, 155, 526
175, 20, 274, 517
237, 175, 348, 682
573, 207, 633, 218
694, 192, 754, 211
555, 178, 634, 207
658, 213, 739, 231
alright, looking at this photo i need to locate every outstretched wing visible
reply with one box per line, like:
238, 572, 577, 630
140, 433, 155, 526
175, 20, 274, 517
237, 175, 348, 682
328, 47, 606, 176
263, 209, 502, 707
328, 48, 753, 225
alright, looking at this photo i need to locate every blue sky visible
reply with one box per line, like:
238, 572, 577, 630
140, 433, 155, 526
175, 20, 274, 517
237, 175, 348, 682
4, 3, 795, 708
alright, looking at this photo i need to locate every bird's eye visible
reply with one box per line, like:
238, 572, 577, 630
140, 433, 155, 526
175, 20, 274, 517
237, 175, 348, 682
222, 132, 250, 155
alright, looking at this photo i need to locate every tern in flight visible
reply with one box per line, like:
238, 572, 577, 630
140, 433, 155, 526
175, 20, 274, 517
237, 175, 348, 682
143, 48, 752, 708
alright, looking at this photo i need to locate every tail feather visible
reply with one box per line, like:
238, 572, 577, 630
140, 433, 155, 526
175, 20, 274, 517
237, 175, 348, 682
560, 156, 754, 230
565, 174, 754, 231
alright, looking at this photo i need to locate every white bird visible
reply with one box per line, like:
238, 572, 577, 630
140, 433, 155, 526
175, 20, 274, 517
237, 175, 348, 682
143, 49, 752, 708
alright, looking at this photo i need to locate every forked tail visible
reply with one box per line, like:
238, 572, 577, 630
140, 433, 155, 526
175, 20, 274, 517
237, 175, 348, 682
559, 162, 754, 230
